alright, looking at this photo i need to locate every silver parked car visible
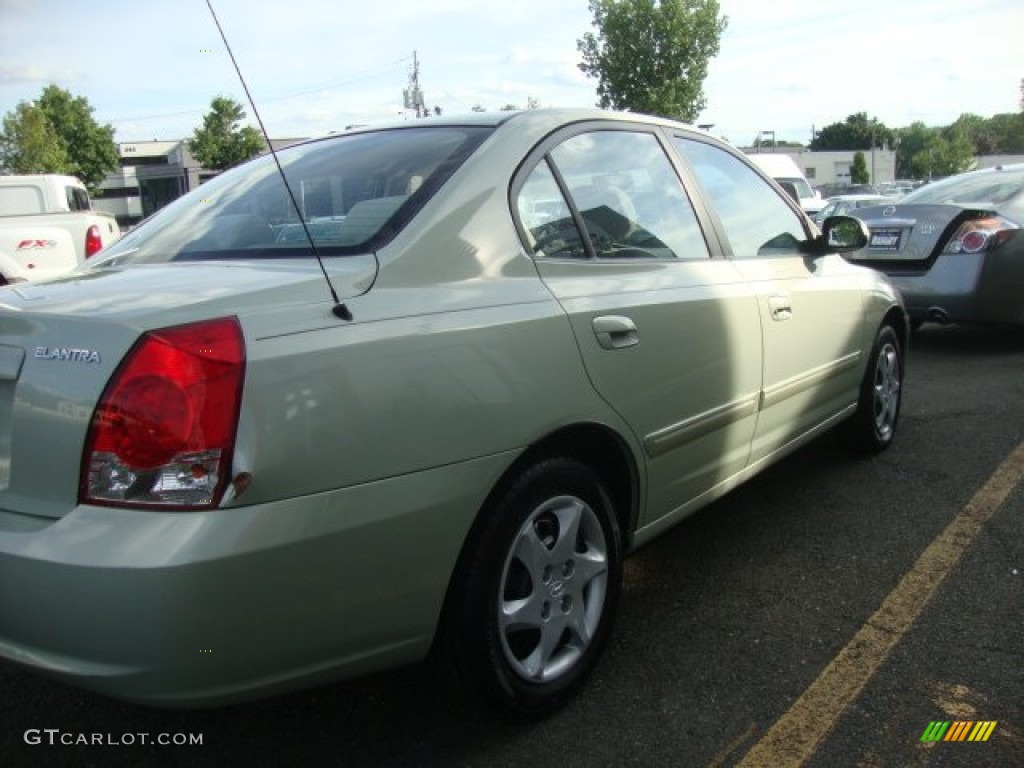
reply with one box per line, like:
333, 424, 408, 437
847, 164, 1024, 328
0, 109, 906, 715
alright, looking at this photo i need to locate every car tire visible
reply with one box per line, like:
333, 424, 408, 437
842, 323, 903, 453
441, 456, 623, 716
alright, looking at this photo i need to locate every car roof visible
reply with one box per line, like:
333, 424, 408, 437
332, 108, 706, 136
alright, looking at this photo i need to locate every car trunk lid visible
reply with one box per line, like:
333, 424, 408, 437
845, 203, 994, 272
0, 256, 376, 519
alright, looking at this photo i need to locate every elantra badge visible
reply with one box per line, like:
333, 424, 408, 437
34, 347, 101, 364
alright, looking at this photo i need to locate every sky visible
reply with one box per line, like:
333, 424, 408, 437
1, 0, 1022, 148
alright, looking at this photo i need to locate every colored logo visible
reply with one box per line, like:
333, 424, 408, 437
920, 721, 997, 742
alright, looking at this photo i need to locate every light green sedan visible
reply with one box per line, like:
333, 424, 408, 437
0, 109, 906, 715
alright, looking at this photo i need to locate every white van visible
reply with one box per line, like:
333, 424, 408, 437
746, 154, 824, 216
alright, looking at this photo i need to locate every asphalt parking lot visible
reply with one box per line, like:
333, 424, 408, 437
2, 323, 1021, 768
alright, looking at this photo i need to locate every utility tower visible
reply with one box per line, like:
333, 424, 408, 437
403, 51, 426, 118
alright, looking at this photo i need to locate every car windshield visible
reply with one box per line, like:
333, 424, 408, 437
91, 126, 492, 265
901, 167, 1024, 206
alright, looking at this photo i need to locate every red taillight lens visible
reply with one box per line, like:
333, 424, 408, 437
85, 225, 103, 258
942, 215, 1018, 255
81, 317, 245, 509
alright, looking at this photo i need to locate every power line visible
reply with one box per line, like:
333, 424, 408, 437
105, 56, 411, 124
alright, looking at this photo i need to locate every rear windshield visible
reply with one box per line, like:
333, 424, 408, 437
92, 126, 492, 265
901, 168, 1024, 206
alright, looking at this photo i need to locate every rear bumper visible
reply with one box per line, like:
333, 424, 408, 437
0, 452, 510, 706
889, 249, 1024, 325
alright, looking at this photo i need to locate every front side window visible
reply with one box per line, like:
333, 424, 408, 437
92, 126, 492, 265
516, 129, 710, 261
675, 138, 808, 258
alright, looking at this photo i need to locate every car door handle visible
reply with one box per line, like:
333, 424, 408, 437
768, 295, 793, 322
592, 315, 639, 350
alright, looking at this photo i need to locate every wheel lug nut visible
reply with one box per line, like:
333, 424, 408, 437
541, 602, 551, 620
561, 595, 572, 613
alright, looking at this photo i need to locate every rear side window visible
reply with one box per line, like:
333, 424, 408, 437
676, 138, 808, 258
518, 131, 709, 261
93, 126, 492, 265
66, 186, 91, 211
517, 160, 587, 259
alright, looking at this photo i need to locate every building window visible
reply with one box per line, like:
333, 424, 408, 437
94, 187, 142, 199
805, 167, 816, 179
120, 155, 171, 167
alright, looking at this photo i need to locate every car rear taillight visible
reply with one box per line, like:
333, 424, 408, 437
942, 215, 1018, 254
81, 317, 245, 510
85, 225, 103, 258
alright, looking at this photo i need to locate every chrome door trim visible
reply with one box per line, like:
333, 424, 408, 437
644, 393, 760, 458
760, 351, 861, 410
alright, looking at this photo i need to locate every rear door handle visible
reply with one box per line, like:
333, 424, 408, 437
592, 315, 639, 350
768, 295, 792, 321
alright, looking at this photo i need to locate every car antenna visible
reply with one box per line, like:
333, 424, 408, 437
205, 0, 352, 321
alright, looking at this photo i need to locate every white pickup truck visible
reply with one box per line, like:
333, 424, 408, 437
0, 174, 121, 285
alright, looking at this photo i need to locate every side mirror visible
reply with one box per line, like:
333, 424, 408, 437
817, 215, 869, 253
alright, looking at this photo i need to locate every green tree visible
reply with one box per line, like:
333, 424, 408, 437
188, 96, 264, 171
909, 128, 973, 180
895, 122, 936, 179
577, 0, 728, 121
938, 125, 975, 175
810, 112, 894, 151
940, 112, 1024, 156
0, 86, 118, 191
984, 112, 1024, 154
949, 113, 998, 155
851, 151, 869, 184
35, 85, 119, 191
0, 101, 72, 175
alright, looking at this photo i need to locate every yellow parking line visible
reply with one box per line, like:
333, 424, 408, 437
733, 441, 1024, 768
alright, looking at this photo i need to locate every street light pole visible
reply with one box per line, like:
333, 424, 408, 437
871, 125, 876, 185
